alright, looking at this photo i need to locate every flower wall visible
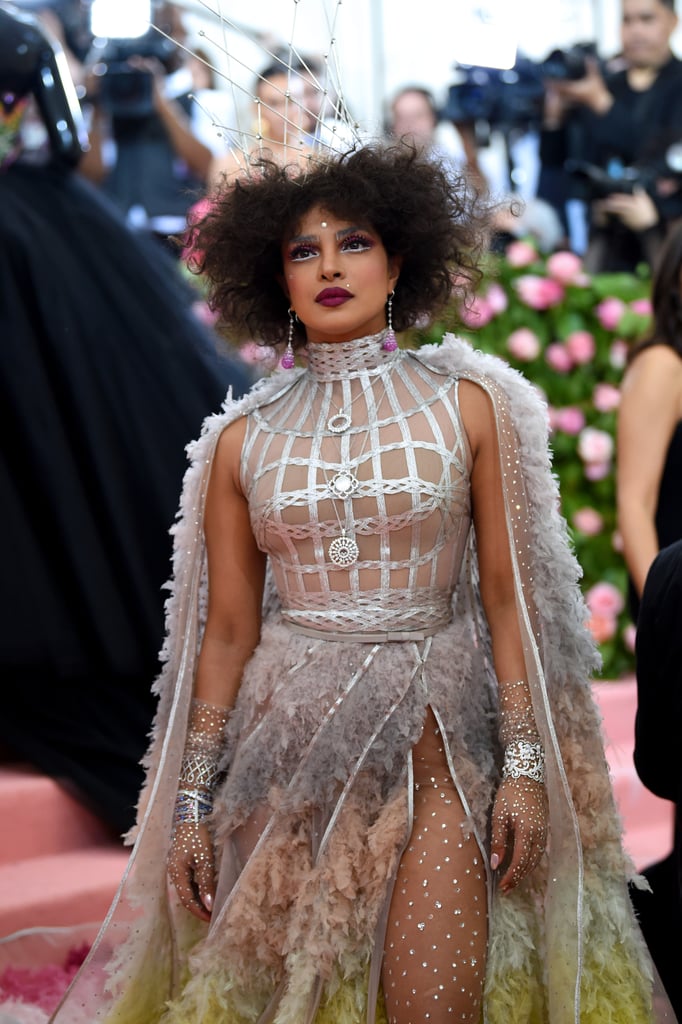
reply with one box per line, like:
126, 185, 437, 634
410, 241, 652, 679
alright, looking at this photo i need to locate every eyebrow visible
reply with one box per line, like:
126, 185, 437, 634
286, 225, 371, 246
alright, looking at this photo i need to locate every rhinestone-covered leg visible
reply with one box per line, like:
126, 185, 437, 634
382, 711, 487, 1023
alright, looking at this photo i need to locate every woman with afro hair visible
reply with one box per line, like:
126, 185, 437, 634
46, 146, 675, 1024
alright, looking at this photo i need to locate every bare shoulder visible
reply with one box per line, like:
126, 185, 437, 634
212, 415, 249, 492
624, 344, 682, 391
456, 377, 496, 456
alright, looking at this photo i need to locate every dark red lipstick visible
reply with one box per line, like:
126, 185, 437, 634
315, 287, 353, 306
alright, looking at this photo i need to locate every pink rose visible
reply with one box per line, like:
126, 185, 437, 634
596, 297, 626, 331
239, 341, 277, 367
506, 240, 538, 267
565, 330, 596, 365
623, 622, 637, 653
460, 295, 494, 328
609, 339, 629, 369
577, 427, 614, 464
486, 282, 508, 314
515, 275, 565, 310
630, 298, 652, 317
586, 581, 625, 618
573, 507, 604, 536
191, 300, 219, 327
545, 342, 574, 374
546, 250, 583, 284
588, 614, 618, 644
553, 406, 586, 435
584, 461, 611, 481
182, 196, 213, 264
507, 327, 541, 361
612, 530, 624, 553
592, 383, 621, 413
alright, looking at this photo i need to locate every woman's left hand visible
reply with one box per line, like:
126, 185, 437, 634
489, 777, 548, 892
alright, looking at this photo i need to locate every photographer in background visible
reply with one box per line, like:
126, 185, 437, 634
84, 2, 214, 249
547, 0, 682, 272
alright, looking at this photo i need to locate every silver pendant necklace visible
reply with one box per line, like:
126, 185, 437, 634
327, 411, 352, 434
324, 380, 369, 435
328, 530, 360, 567
319, 379, 387, 568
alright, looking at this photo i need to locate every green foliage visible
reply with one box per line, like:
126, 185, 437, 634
408, 242, 652, 679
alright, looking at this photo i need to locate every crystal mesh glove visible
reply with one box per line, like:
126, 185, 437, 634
167, 698, 229, 919
490, 679, 548, 890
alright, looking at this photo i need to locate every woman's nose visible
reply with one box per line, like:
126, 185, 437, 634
319, 247, 343, 280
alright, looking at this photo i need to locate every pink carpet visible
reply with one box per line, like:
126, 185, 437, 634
0, 945, 88, 1015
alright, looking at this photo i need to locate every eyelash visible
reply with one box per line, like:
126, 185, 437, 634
288, 233, 374, 262
341, 233, 374, 252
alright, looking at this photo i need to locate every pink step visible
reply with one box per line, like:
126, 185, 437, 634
0, 768, 117, 865
592, 680, 674, 871
0, 848, 129, 937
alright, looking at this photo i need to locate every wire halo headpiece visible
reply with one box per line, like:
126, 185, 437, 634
149, 0, 364, 179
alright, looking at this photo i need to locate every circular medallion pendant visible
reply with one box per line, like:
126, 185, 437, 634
327, 412, 351, 434
329, 470, 359, 498
328, 532, 360, 567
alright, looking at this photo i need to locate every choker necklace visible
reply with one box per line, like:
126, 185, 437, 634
306, 329, 399, 382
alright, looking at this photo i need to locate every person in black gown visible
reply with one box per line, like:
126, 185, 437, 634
632, 539, 682, 1019
0, 4, 249, 836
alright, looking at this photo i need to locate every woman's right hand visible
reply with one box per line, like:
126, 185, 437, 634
168, 821, 216, 921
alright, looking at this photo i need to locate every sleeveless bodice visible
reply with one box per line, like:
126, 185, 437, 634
241, 332, 472, 634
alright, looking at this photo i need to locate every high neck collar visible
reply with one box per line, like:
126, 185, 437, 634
305, 329, 400, 381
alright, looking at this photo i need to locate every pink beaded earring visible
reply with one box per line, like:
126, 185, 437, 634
382, 290, 398, 351
281, 308, 296, 369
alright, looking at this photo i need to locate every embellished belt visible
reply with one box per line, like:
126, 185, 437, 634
283, 620, 449, 644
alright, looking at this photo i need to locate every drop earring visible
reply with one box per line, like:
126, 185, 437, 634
382, 290, 398, 351
281, 308, 296, 369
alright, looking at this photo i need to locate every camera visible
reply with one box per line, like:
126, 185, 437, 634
98, 62, 155, 118
539, 43, 602, 82
8, 0, 93, 62
444, 66, 500, 124
565, 159, 650, 199
444, 60, 545, 129
444, 43, 606, 133
92, 32, 178, 119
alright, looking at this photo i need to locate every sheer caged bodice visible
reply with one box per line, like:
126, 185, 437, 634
241, 331, 473, 635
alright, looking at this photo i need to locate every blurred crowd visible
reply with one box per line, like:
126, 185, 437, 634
14, 0, 682, 276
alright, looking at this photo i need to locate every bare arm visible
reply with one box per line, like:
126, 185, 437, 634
617, 346, 682, 597
460, 381, 526, 683
168, 416, 265, 920
459, 381, 547, 892
196, 416, 266, 709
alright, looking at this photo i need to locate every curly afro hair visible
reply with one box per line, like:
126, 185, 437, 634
188, 145, 490, 349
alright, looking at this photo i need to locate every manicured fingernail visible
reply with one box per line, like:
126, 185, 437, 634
204, 893, 213, 910
490, 853, 499, 870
